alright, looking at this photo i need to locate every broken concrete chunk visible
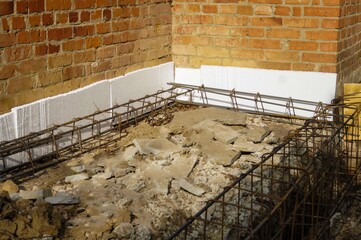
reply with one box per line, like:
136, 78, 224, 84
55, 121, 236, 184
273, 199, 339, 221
71, 165, 86, 173
19, 189, 52, 200
113, 223, 134, 238
121, 176, 146, 192
92, 169, 113, 180
133, 138, 182, 155
45, 192, 79, 205
65, 173, 90, 183
170, 107, 247, 131
201, 141, 241, 166
232, 136, 265, 153
142, 162, 171, 194
123, 146, 138, 161
193, 119, 239, 144
243, 126, 271, 143
178, 178, 205, 196
164, 155, 198, 179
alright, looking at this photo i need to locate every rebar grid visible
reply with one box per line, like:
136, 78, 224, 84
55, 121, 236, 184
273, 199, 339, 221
0, 85, 360, 240
167, 91, 361, 239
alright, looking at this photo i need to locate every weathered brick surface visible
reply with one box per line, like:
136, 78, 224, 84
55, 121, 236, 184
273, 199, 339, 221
0, 0, 172, 113
172, 0, 343, 72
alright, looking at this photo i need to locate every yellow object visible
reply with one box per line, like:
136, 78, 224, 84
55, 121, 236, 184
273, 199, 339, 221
343, 84, 361, 140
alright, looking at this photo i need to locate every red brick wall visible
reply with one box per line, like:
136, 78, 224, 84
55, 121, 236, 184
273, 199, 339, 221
0, 0, 172, 113
337, 0, 361, 93
172, 0, 341, 72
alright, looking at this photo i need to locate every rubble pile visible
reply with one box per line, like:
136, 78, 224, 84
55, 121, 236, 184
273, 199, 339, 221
0, 107, 300, 239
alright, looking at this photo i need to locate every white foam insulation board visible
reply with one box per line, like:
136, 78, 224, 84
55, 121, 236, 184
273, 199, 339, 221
175, 65, 337, 117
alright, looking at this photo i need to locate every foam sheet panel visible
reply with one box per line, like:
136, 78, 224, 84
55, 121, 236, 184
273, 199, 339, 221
0, 112, 18, 169
175, 66, 336, 118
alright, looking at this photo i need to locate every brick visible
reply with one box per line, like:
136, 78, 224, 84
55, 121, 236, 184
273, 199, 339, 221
293, 63, 315, 71
29, 15, 41, 27
46, 0, 71, 11
35, 44, 48, 56
11, 16, 26, 30
96, 22, 111, 34
249, 0, 282, 3
63, 66, 85, 80
28, 0, 45, 13
91, 10, 103, 20
283, 19, 319, 28
49, 54, 72, 68
255, 6, 273, 15
73, 50, 96, 63
0, 65, 16, 80
275, 6, 291, 16
48, 44, 60, 54
213, 37, 239, 47
258, 61, 292, 70
86, 37, 101, 48
56, 12, 68, 24
289, 41, 318, 51
103, 9, 112, 21
112, 55, 131, 68
2, 18, 10, 31
320, 42, 338, 52
321, 19, 339, 29
267, 29, 300, 39
0, 1, 14, 16
293, 7, 302, 16
91, 60, 111, 73
42, 13, 54, 26
173, 36, 210, 46
7, 76, 33, 94
306, 30, 338, 40
304, 7, 340, 17
202, 5, 217, 13
0, 97, 15, 114
264, 51, 300, 61
62, 39, 84, 51
285, 0, 312, 3
0, 33, 15, 47
112, 21, 128, 32
80, 11, 91, 22
237, 6, 253, 15
97, 0, 116, 7
250, 39, 281, 49
172, 45, 196, 56
74, 25, 95, 37
37, 70, 62, 87
220, 5, 236, 14
4, 45, 32, 62
18, 58, 46, 74
17, 30, 46, 44
319, 64, 337, 72
69, 12, 79, 23
48, 27, 73, 41
323, 0, 342, 6
302, 53, 337, 63
252, 17, 282, 26
230, 49, 264, 59
197, 47, 229, 58
74, 0, 96, 9
16, 1, 28, 13
231, 28, 264, 37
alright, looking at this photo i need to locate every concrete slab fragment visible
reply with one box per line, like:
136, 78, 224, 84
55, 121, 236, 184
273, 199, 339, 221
193, 119, 239, 144
65, 173, 90, 183
133, 138, 182, 155
45, 192, 79, 205
19, 189, 52, 200
164, 155, 198, 179
201, 141, 241, 166
232, 136, 264, 153
178, 178, 205, 196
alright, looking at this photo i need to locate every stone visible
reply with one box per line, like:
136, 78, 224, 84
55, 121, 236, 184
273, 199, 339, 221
192, 119, 239, 144
142, 162, 171, 194
123, 145, 138, 161
114, 167, 133, 178
178, 178, 205, 196
242, 126, 271, 143
170, 107, 247, 131
133, 138, 182, 155
19, 189, 52, 200
65, 173, 89, 183
0, 180, 19, 194
232, 136, 265, 153
9, 192, 20, 201
92, 169, 113, 180
71, 165, 86, 173
121, 176, 146, 192
113, 223, 134, 238
164, 155, 198, 179
45, 192, 79, 205
201, 141, 241, 166
134, 225, 151, 240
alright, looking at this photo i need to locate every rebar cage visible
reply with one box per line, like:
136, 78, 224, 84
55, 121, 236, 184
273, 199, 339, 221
0, 84, 360, 240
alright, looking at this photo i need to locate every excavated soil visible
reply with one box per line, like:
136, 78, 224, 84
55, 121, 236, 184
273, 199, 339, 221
0, 106, 302, 240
